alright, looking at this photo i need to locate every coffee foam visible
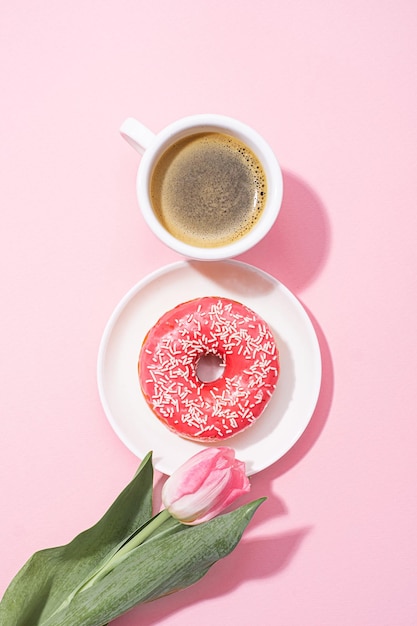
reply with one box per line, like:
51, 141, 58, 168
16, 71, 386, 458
150, 132, 267, 247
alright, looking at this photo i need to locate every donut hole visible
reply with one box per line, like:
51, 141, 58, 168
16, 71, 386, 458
195, 352, 225, 383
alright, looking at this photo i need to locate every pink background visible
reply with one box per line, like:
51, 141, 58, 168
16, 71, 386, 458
1, 1, 416, 624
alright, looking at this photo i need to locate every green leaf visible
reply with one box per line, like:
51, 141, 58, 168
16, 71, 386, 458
1, 447, 265, 626
0, 452, 154, 626
42, 497, 266, 626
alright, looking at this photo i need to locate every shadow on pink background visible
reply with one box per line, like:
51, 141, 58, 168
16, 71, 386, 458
2, 2, 417, 624
242, 170, 331, 292
117, 472, 309, 626
112, 171, 335, 625
243, 170, 334, 475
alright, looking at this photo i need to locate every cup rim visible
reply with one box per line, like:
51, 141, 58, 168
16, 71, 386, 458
136, 114, 283, 260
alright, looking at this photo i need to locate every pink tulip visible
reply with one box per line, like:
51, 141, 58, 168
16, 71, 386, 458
161, 447, 250, 525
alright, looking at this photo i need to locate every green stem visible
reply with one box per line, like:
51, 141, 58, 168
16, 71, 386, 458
41, 510, 173, 625
80, 509, 171, 592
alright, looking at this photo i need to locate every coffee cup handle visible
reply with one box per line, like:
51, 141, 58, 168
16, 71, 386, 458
119, 117, 155, 155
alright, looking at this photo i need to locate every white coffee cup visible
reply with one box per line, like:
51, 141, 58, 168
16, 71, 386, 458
120, 114, 283, 260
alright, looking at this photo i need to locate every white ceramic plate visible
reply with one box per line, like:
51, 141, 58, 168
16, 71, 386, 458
97, 260, 322, 475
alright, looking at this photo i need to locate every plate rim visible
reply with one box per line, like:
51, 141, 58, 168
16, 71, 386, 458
97, 259, 322, 475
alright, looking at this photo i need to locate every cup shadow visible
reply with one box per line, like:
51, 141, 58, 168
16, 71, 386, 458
240, 169, 331, 293
241, 171, 334, 473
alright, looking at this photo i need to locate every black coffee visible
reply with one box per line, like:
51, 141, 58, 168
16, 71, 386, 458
150, 132, 267, 247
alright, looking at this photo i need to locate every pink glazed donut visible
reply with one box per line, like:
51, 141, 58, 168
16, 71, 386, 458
138, 296, 279, 441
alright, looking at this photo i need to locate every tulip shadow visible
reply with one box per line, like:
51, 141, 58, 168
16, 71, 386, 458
112, 529, 309, 626
112, 480, 307, 626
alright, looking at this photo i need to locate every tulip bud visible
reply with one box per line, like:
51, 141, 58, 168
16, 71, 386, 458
161, 447, 250, 525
